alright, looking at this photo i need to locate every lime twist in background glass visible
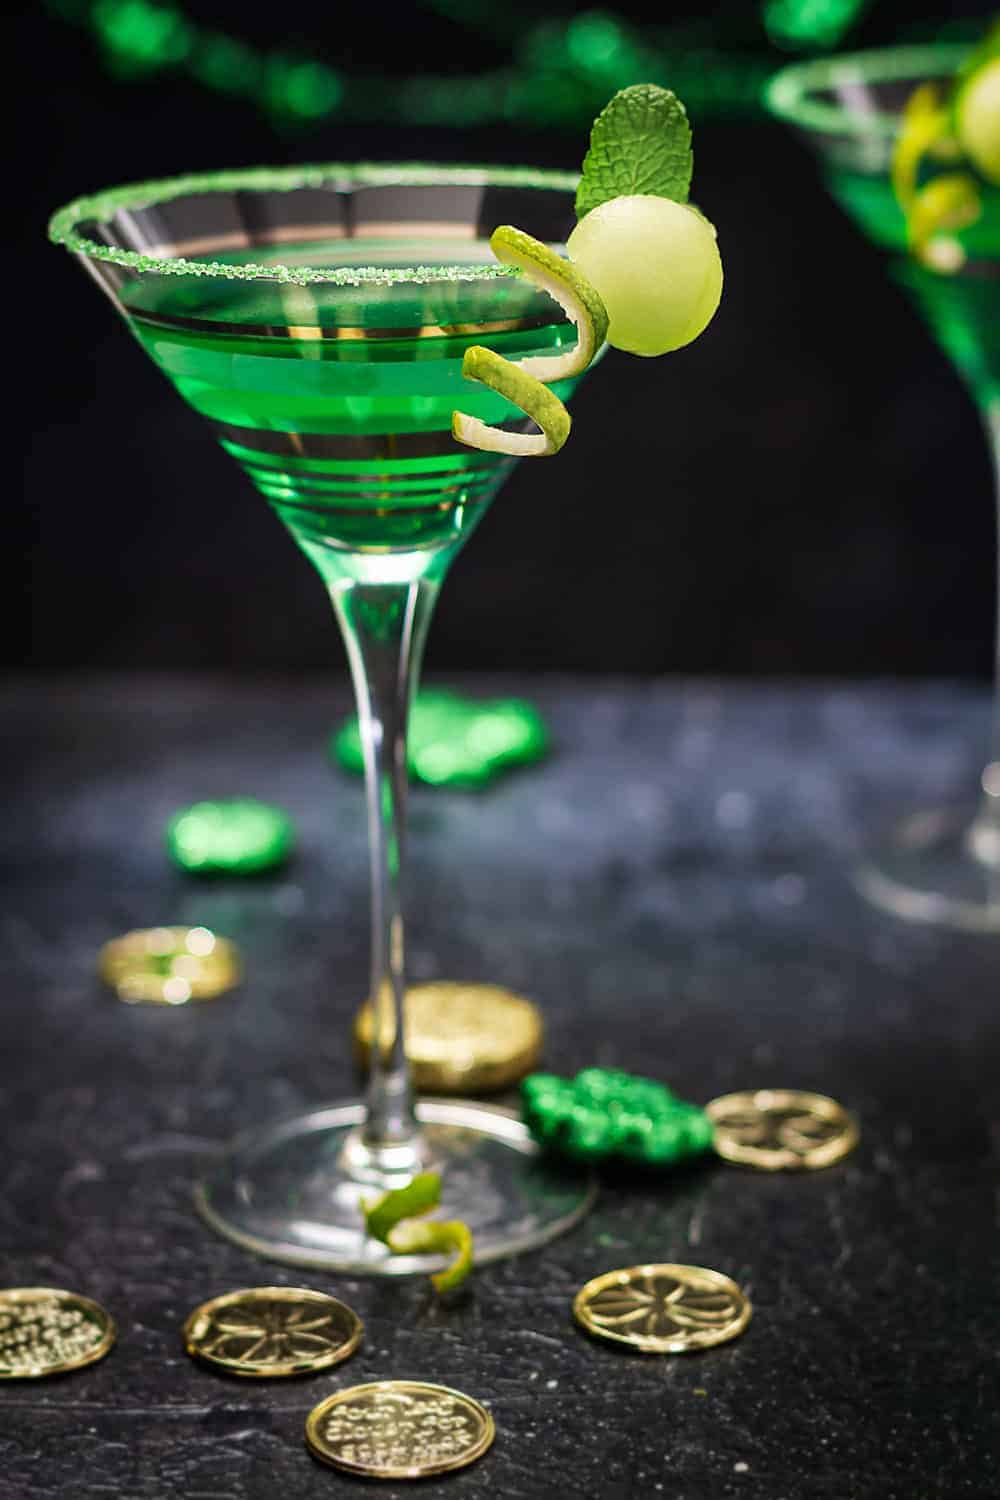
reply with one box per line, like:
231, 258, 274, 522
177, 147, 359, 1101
891, 21, 1000, 269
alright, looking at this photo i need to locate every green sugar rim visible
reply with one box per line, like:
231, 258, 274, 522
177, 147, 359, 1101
48, 161, 578, 287
766, 43, 971, 137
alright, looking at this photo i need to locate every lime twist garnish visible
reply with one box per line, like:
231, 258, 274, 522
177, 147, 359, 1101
453, 333, 573, 457
892, 21, 1000, 271
488, 226, 610, 383
452, 225, 607, 457
452, 82, 723, 456
363, 1171, 474, 1292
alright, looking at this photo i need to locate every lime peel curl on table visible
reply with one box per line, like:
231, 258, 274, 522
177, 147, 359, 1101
452, 82, 724, 458
363, 1172, 474, 1293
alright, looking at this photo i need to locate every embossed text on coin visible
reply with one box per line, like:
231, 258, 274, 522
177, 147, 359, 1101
305, 1380, 495, 1478
0, 1288, 116, 1378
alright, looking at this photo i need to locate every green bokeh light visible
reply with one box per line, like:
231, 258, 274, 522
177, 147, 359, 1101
763, 0, 869, 52
46, 0, 985, 126
264, 57, 343, 121
45, 0, 783, 125
191, 33, 262, 97
567, 12, 629, 72
93, 0, 192, 75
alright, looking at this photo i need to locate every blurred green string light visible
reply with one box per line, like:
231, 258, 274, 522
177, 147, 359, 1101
566, 12, 636, 72
43, 0, 775, 125
93, 0, 192, 74
264, 57, 343, 121
191, 33, 261, 97
47, 0, 344, 121
762, 0, 870, 52
43, 0, 985, 128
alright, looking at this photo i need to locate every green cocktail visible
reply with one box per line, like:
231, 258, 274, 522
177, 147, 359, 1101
825, 147, 999, 416
49, 74, 727, 1269
124, 239, 580, 562
49, 164, 598, 1270
768, 45, 1000, 931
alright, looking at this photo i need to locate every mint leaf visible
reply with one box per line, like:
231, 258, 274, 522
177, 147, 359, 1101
576, 83, 693, 221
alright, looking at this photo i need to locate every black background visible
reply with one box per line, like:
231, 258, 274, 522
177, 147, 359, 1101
16, 0, 1000, 675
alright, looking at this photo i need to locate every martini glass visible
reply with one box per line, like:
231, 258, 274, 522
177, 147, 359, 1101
767, 47, 1000, 931
50, 164, 596, 1270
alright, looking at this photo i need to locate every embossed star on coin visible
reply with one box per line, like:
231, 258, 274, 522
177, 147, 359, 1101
0, 1288, 116, 1378
305, 1380, 495, 1479
573, 1264, 751, 1353
706, 1088, 859, 1171
183, 1288, 362, 1377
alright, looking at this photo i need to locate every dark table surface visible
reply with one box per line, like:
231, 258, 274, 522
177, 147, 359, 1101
1, 675, 997, 1500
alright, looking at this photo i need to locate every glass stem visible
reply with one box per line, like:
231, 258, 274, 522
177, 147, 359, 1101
969, 399, 1000, 868
330, 575, 440, 1179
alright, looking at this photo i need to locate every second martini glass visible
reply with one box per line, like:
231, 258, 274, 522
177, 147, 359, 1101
768, 46, 1000, 931
50, 165, 596, 1270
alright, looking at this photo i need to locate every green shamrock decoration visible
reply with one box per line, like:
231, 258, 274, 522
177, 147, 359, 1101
521, 1067, 714, 1168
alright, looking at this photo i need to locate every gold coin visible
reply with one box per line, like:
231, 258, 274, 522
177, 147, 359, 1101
706, 1088, 860, 1171
305, 1380, 495, 1479
183, 1287, 362, 1377
354, 981, 543, 1094
0, 1288, 116, 1378
573, 1264, 751, 1354
99, 925, 241, 1004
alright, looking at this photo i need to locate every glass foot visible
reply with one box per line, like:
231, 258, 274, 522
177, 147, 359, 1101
853, 805, 1000, 932
195, 1098, 596, 1274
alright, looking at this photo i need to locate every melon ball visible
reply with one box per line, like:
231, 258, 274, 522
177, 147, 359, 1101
956, 57, 1000, 184
567, 194, 723, 356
